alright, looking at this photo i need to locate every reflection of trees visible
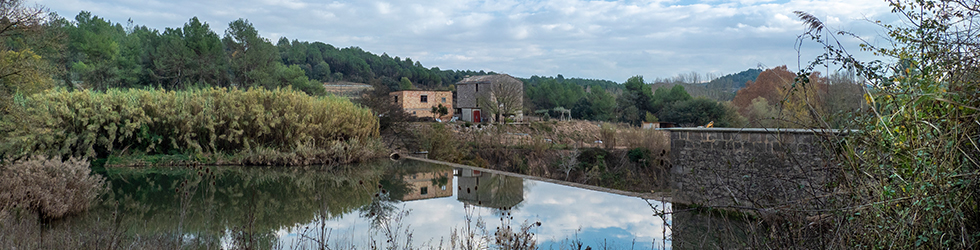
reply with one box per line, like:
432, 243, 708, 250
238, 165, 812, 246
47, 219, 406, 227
457, 169, 524, 209
61, 159, 457, 248
89, 160, 397, 248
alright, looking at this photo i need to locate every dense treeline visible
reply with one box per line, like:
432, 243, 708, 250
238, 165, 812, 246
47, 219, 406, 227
273, 38, 493, 91
522, 75, 620, 117
523, 74, 621, 91
523, 72, 751, 127
5, 10, 493, 96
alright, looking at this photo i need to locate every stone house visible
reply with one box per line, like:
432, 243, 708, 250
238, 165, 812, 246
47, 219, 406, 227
389, 90, 454, 119
455, 74, 524, 123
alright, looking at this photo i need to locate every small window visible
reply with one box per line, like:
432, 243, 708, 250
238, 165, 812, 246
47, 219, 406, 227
393, 95, 398, 103
420, 187, 428, 195
476, 84, 479, 92
441, 97, 446, 103
421, 95, 428, 103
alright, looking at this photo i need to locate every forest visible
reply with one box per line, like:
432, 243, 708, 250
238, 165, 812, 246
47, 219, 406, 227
2, 10, 495, 98
2, 6, 866, 131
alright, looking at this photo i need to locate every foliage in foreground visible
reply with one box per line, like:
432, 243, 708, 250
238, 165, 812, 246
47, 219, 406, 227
0, 156, 105, 219
0, 87, 379, 162
767, 1, 980, 248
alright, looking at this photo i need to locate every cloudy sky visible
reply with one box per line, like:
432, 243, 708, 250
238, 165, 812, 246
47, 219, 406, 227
34, 0, 897, 82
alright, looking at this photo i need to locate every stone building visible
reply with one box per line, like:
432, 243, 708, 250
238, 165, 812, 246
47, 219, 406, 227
389, 90, 454, 119
455, 74, 524, 123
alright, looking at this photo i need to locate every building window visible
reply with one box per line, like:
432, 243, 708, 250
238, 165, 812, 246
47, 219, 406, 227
393, 95, 398, 103
420, 95, 428, 103
475, 84, 479, 92
441, 97, 446, 103
420, 187, 428, 195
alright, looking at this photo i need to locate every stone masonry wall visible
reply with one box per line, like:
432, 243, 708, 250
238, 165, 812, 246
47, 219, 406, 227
390, 90, 454, 118
664, 128, 849, 209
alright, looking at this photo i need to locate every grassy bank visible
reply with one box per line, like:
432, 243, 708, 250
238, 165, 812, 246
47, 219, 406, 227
397, 120, 671, 192
1, 87, 383, 165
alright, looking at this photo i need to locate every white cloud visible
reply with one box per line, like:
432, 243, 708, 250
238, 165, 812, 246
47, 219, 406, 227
33, 0, 894, 82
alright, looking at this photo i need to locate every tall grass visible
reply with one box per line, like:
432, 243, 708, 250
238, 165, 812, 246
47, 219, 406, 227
0, 156, 106, 219
1, 87, 379, 161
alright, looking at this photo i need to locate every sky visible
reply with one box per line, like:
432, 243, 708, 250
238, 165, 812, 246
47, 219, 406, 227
34, 0, 898, 82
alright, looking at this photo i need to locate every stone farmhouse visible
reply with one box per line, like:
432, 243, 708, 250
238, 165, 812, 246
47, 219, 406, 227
455, 74, 524, 123
389, 90, 454, 119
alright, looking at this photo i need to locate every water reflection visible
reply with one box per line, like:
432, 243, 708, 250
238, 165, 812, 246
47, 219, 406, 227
55, 159, 670, 249
456, 169, 524, 209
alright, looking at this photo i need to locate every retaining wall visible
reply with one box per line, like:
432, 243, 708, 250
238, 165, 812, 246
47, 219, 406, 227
662, 128, 851, 208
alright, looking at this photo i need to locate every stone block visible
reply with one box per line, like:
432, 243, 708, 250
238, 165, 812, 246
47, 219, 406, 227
780, 133, 796, 144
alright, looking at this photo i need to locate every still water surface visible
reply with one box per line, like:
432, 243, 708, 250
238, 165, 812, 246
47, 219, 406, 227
72, 159, 671, 249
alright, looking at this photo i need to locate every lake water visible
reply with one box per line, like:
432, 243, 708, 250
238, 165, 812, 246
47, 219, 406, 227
60, 159, 671, 249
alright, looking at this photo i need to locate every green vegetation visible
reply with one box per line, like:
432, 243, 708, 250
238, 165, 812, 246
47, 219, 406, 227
615, 76, 744, 127
6, 9, 495, 94
1, 87, 380, 164
725, 1, 979, 248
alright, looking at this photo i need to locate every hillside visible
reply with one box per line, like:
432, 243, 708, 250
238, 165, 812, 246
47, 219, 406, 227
705, 68, 763, 93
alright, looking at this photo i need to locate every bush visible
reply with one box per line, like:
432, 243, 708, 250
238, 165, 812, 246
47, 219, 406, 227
599, 123, 617, 149
0, 87, 379, 160
619, 127, 668, 153
0, 156, 106, 219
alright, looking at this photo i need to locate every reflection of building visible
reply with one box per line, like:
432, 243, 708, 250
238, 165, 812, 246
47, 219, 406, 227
401, 169, 454, 201
456, 169, 524, 209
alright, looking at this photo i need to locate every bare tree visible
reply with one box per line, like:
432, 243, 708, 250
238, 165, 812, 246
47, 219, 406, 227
0, 0, 46, 40
476, 80, 523, 123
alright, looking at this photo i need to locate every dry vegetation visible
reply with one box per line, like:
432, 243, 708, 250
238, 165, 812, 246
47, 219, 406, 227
0, 156, 105, 219
400, 120, 671, 192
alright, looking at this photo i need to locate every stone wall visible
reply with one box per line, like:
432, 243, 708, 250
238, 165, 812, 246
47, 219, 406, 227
662, 128, 851, 209
390, 90, 454, 118
455, 83, 479, 109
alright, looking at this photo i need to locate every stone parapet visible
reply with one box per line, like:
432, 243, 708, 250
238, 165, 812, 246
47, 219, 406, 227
660, 128, 853, 208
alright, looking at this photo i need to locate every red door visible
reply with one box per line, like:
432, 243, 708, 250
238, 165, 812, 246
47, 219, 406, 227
473, 110, 481, 122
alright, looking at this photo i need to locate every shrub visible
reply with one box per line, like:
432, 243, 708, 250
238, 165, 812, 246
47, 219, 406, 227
619, 127, 668, 153
0, 87, 379, 160
598, 123, 617, 149
0, 156, 106, 219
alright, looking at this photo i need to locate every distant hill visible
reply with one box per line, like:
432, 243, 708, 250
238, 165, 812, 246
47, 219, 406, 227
651, 82, 734, 101
705, 68, 763, 93
276, 39, 494, 91
521, 74, 622, 90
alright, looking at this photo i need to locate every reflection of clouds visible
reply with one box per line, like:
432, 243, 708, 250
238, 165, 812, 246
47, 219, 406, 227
279, 176, 669, 247
519, 182, 669, 241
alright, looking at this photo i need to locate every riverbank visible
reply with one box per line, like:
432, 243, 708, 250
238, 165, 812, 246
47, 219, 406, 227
390, 120, 672, 193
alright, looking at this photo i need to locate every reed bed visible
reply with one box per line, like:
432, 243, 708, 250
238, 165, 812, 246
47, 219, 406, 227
1, 87, 380, 162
